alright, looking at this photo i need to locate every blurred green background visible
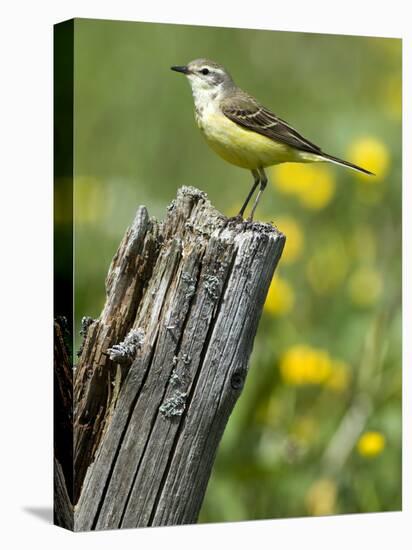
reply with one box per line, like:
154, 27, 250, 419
69, 18, 402, 520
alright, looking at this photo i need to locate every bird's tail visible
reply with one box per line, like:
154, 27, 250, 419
320, 152, 374, 176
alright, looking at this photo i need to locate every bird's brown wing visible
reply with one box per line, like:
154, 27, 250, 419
221, 95, 323, 155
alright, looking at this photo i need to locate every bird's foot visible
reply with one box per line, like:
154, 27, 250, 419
226, 213, 244, 223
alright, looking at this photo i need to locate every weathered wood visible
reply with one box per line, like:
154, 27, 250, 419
73, 206, 160, 502
54, 457, 74, 530
54, 319, 73, 527
72, 186, 285, 531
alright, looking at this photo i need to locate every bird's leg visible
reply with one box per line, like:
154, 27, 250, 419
248, 168, 268, 221
238, 169, 260, 218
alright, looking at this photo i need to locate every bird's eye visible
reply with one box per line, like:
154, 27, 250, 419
200, 68, 210, 75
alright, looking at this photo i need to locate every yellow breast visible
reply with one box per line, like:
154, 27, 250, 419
196, 112, 295, 170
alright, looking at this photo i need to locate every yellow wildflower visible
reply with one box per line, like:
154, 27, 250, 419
279, 345, 351, 390
305, 478, 337, 516
264, 276, 295, 316
271, 163, 335, 210
271, 163, 309, 195
298, 167, 336, 210
279, 345, 333, 385
357, 431, 386, 458
347, 137, 390, 181
274, 216, 304, 264
348, 266, 383, 307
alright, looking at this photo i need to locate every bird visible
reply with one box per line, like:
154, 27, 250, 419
171, 59, 373, 220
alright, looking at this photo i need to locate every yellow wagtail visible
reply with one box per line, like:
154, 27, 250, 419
171, 59, 373, 219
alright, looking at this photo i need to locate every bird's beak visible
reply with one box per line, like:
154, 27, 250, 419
171, 65, 189, 75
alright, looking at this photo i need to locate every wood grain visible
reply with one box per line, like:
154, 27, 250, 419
59, 186, 284, 530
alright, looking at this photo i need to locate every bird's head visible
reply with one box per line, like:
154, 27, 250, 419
171, 59, 234, 98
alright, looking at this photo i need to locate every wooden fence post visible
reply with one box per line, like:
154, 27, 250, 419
55, 186, 285, 531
